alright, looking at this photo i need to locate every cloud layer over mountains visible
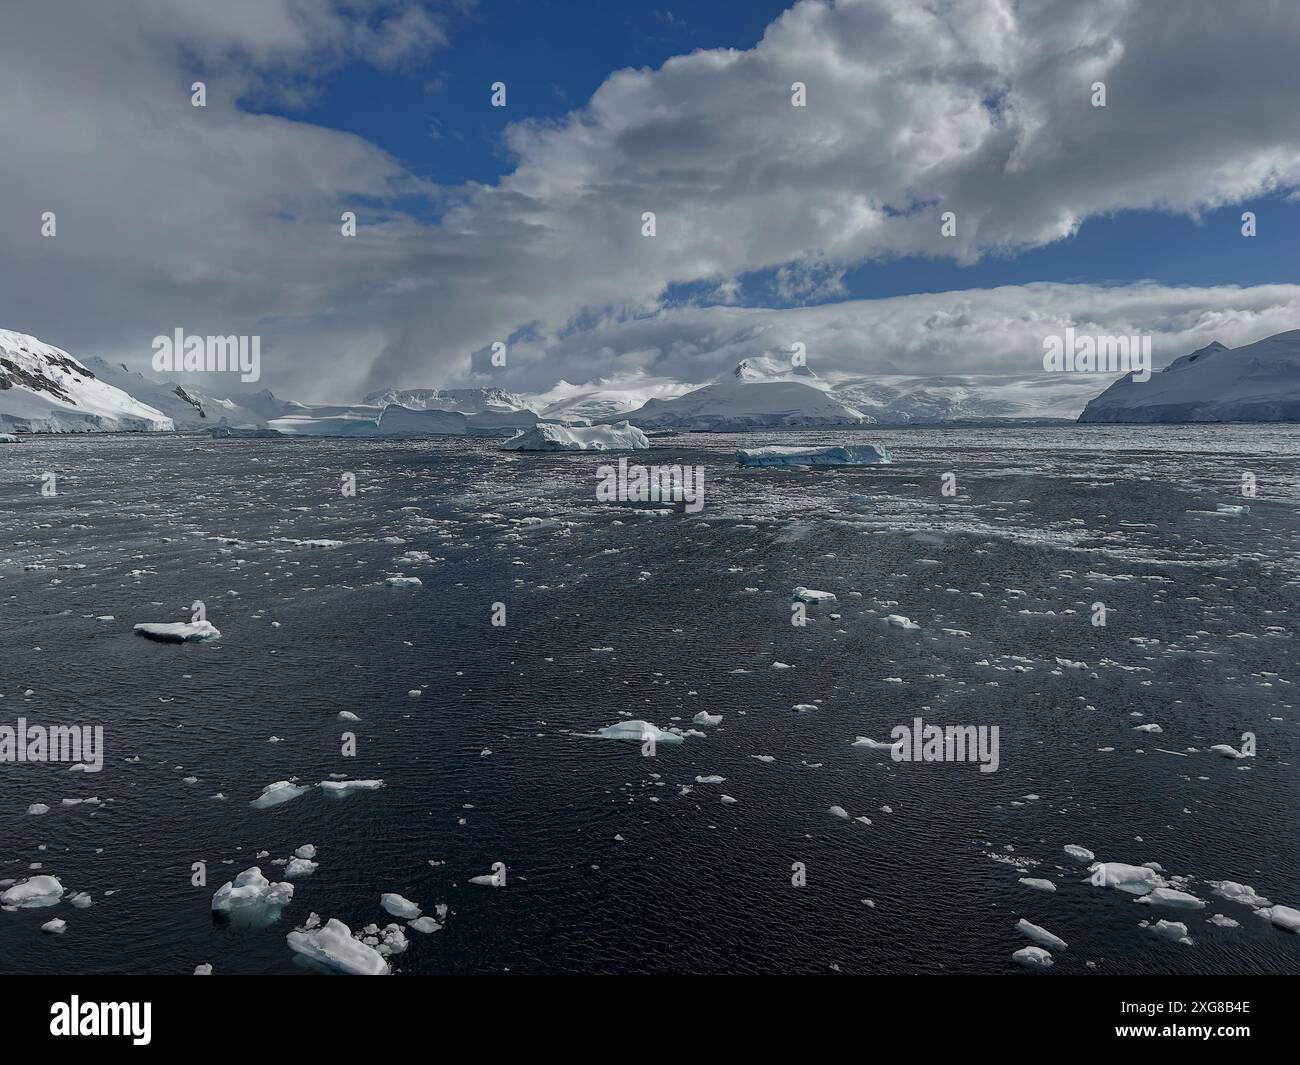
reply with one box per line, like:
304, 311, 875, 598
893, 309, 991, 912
3, 0, 1300, 400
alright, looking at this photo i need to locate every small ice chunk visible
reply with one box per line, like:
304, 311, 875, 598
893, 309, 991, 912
1019, 877, 1057, 892
284, 858, 318, 879
1012, 946, 1053, 969
41, 918, 67, 934
1135, 887, 1204, 910
1088, 862, 1165, 895
792, 587, 836, 603
828, 805, 849, 819
693, 711, 723, 726
1016, 918, 1067, 950
1064, 844, 1095, 862
320, 779, 384, 798
1208, 914, 1239, 929
251, 780, 308, 809
1142, 919, 1193, 945
883, 614, 920, 630
193, 963, 214, 975
384, 575, 422, 587
591, 720, 683, 745
381, 893, 421, 920
26, 803, 50, 815
133, 621, 222, 643
408, 916, 442, 933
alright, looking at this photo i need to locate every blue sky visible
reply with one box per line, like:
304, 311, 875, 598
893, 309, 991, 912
255, 0, 1300, 310
5, 0, 1300, 398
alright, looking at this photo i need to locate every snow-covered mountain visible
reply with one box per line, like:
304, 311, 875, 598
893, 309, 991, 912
79, 356, 286, 429
0, 329, 173, 432
832, 371, 1120, 424
1078, 331, 1300, 423
614, 358, 871, 431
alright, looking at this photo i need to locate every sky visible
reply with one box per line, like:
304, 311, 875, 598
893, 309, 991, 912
2, 0, 1300, 403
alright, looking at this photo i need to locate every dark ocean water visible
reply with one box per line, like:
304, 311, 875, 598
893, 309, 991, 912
1, 425, 1298, 975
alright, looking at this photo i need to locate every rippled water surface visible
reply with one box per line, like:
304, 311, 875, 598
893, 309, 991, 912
2, 425, 1298, 974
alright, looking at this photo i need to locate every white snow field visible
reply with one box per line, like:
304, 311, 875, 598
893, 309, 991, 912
735, 444, 892, 467
1079, 329, 1300, 423
501, 421, 649, 451
0, 329, 173, 432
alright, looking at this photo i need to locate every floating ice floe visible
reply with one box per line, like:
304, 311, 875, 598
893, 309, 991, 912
1209, 881, 1270, 908
408, 916, 442, 933
380, 893, 421, 920
589, 720, 684, 745
26, 803, 50, 815
852, 736, 898, 750
211, 867, 294, 927
1016, 919, 1067, 950
1208, 914, 1240, 929
284, 858, 318, 879
1, 875, 64, 908
384, 575, 422, 587
1214, 504, 1249, 516
792, 587, 836, 603
501, 421, 649, 452
1142, 919, 1193, 945
133, 621, 221, 643
693, 711, 722, 726
883, 614, 920, 630
1064, 844, 1095, 862
1208, 743, 1252, 759
1256, 904, 1300, 933
251, 780, 309, 810
1088, 862, 1165, 895
1012, 946, 1053, 969
1135, 887, 1204, 910
1019, 877, 1057, 892
287, 918, 390, 975
1132, 723, 1163, 734
193, 963, 213, 975
320, 779, 384, 799
735, 444, 892, 468
41, 918, 67, 934
828, 805, 850, 819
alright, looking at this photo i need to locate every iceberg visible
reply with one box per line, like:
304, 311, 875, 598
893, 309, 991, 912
287, 918, 390, 975
211, 867, 294, 926
501, 421, 649, 452
1, 874, 64, 908
1256, 904, 1300, 933
736, 444, 892, 467
133, 621, 222, 643
590, 720, 684, 745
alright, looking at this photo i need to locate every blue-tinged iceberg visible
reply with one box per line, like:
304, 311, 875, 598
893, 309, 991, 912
736, 444, 891, 467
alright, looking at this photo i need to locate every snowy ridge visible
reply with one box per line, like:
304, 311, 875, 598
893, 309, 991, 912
0, 329, 173, 433
1079, 330, 1300, 423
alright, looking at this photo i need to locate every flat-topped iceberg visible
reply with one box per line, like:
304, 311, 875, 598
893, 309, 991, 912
133, 620, 222, 643
590, 720, 684, 745
502, 421, 649, 452
736, 444, 892, 467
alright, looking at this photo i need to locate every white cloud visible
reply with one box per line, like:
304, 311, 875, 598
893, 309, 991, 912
1, 0, 1299, 401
